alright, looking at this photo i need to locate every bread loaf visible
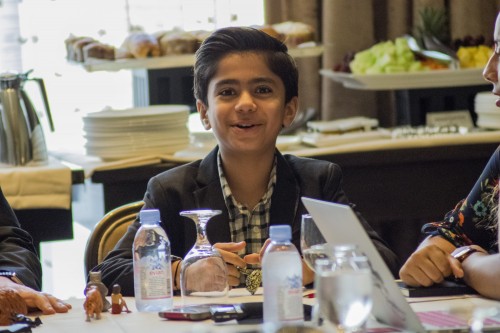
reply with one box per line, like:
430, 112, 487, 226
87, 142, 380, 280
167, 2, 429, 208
83, 42, 115, 61
272, 21, 315, 48
159, 30, 199, 56
120, 32, 160, 58
72, 37, 96, 62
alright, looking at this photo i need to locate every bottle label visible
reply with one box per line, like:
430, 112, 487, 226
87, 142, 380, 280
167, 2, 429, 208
136, 254, 171, 300
278, 274, 303, 321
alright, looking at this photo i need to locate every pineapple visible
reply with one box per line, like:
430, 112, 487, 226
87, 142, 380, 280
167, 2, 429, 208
414, 7, 450, 48
414, 7, 456, 58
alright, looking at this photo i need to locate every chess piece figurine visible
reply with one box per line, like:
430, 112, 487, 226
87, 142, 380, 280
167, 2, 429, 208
85, 271, 111, 312
111, 284, 131, 314
84, 285, 103, 322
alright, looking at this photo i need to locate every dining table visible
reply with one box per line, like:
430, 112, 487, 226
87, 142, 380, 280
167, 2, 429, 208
20, 287, 500, 333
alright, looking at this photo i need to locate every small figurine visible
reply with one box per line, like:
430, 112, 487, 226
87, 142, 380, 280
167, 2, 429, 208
111, 284, 131, 314
84, 285, 103, 322
85, 271, 111, 312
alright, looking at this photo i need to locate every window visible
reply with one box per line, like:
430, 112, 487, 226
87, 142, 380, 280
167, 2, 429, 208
1, 0, 263, 153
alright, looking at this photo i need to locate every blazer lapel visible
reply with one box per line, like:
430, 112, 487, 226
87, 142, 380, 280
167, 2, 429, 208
270, 152, 300, 232
192, 147, 232, 245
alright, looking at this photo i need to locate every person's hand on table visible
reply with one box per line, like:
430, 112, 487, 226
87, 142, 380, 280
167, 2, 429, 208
0, 277, 72, 314
184, 256, 228, 292
213, 241, 247, 287
399, 244, 461, 287
243, 238, 271, 266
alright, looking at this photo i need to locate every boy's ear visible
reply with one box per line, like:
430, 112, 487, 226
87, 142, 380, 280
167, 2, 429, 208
282, 96, 299, 128
196, 100, 211, 130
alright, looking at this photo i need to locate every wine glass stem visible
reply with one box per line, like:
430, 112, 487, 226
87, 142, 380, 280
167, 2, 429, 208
195, 219, 211, 249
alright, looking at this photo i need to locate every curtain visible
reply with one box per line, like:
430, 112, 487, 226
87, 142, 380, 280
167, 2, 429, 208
264, 0, 500, 127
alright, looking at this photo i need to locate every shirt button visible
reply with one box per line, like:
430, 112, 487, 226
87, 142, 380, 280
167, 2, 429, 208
252, 226, 260, 233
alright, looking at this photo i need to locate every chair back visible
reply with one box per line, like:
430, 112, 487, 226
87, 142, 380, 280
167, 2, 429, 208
84, 200, 144, 276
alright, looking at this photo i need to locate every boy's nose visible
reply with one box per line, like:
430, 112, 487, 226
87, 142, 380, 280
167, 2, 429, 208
483, 56, 499, 84
236, 91, 256, 112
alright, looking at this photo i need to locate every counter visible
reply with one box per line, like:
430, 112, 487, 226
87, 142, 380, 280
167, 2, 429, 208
0, 158, 85, 251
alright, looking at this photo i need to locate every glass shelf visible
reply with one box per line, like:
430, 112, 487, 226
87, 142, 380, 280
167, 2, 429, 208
81, 45, 324, 72
320, 68, 488, 90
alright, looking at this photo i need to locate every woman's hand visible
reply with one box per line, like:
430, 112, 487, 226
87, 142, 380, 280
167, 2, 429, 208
0, 277, 72, 314
399, 236, 458, 287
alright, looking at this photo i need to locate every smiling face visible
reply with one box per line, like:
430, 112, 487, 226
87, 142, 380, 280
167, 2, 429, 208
197, 52, 298, 158
483, 13, 500, 106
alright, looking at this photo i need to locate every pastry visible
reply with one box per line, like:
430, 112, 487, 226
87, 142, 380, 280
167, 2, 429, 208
71, 37, 96, 62
120, 32, 160, 58
64, 34, 83, 60
159, 30, 199, 56
272, 21, 315, 48
83, 42, 115, 61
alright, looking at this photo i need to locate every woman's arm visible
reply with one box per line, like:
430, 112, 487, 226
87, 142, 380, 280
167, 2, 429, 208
461, 252, 500, 300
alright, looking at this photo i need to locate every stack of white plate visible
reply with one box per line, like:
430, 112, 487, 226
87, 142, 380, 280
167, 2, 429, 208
83, 105, 190, 160
475, 92, 500, 129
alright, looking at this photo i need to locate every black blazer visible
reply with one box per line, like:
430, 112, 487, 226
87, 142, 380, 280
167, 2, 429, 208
95, 147, 399, 295
0, 187, 42, 290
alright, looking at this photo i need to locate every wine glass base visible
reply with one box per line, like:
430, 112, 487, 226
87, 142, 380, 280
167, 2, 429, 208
184, 290, 229, 297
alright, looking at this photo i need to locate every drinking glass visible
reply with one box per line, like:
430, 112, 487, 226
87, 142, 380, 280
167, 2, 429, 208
300, 214, 328, 271
179, 209, 229, 298
315, 254, 373, 333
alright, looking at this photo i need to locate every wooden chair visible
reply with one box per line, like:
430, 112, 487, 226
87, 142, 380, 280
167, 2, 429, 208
84, 201, 144, 276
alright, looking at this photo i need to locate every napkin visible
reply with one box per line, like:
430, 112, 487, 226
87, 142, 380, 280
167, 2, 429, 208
0, 157, 72, 210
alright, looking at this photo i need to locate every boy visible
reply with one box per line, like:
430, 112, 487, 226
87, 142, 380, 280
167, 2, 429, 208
96, 27, 398, 295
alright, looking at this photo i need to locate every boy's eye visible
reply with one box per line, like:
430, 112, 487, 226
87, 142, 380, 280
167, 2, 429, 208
219, 88, 235, 96
256, 86, 272, 94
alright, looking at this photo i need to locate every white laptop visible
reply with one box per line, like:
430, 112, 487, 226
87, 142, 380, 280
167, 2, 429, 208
301, 197, 500, 333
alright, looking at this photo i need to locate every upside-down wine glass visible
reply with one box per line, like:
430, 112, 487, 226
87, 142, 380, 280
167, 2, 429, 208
179, 209, 229, 298
300, 214, 329, 272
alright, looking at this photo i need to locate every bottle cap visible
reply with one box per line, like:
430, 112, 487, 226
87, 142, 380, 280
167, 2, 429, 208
140, 209, 160, 225
269, 225, 291, 241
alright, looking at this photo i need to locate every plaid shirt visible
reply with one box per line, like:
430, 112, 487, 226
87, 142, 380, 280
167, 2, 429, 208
217, 152, 276, 256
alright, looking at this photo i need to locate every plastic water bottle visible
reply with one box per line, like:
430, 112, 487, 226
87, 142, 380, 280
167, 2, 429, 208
263, 225, 304, 325
133, 209, 173, 311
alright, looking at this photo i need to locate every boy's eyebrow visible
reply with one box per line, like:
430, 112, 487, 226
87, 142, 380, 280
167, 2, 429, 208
214, 77, 277, 87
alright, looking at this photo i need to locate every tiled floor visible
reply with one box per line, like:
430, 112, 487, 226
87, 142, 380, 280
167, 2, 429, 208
40, 222, 90, 299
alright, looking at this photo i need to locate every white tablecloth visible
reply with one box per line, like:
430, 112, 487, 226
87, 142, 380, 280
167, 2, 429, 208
32, 288, 407, 333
